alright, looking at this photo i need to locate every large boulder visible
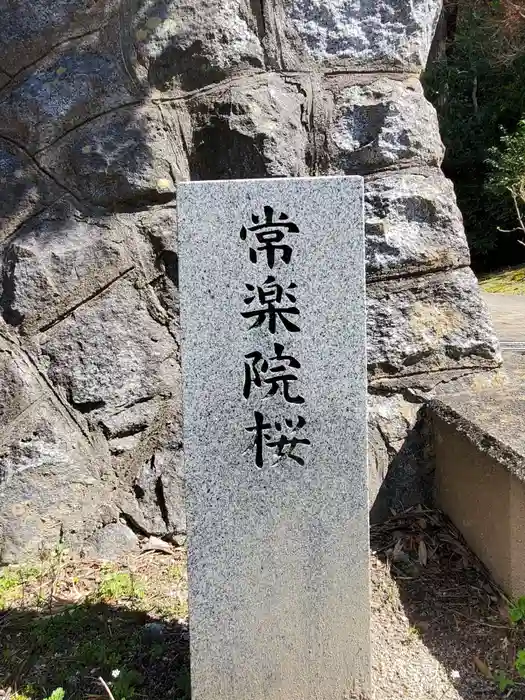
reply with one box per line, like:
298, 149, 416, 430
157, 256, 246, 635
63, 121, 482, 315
365, 170, 469, 281
0, 25, 138, 153
38, 105, 189, 206
326, 77, 444, 174
280, 0, 443, 70
368, 268, 500, 380
128, 0, 264, 91
0, 0, 502, 560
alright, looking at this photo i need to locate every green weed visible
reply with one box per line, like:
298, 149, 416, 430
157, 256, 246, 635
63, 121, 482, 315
407, 626, 421, 641
110, 668, 144, 700
0, 553, 190, 700
515, 649, 525, 677
95, 572, 145, 603
491, 596, 525, 694
493, 670, 514, 693
479, 264, 525, 294
509, 596, 525, 624
43, 690, 65, 700
0, 565, 40, 608
168, 563, 187, 584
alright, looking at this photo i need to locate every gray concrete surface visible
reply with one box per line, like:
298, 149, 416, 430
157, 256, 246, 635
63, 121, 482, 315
482, 292, 525, 348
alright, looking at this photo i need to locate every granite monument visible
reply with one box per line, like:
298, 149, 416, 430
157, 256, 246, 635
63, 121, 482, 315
178, 176, 370, 700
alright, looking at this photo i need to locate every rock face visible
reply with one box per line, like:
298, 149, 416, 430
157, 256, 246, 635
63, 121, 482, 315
0, 0, 501, 561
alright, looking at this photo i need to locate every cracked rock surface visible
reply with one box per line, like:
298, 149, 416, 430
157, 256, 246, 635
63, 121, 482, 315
0, 0, 501, 561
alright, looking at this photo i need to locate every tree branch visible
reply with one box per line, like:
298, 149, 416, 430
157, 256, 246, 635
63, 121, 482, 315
510, 187, 525, 234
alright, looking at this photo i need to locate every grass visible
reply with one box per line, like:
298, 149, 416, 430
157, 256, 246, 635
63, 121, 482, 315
0, 547, 190, 700
478, 263, 525, 294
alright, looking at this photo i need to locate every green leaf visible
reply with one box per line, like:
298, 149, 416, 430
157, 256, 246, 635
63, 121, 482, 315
494, 671, 514, 692
43, 689, 65, 700
508, 597, 525, 623
515, 649, 525, 678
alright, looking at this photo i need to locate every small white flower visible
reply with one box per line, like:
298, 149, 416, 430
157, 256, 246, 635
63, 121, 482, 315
450, 670, 460, 680
111, 669, 121, 679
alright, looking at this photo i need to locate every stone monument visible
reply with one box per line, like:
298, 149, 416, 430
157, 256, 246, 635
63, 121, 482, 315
178, 176, 370, 700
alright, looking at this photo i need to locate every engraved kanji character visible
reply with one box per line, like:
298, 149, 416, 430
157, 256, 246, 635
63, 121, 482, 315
244, 343, 304, 404
245, 410, 271, 469
240, 206, 299, 268
267, 416, 310, 465
245, 412, 311, 468
242, 276, 300, 334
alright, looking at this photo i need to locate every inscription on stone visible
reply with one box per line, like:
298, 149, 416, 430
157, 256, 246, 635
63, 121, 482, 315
178, 176, 370, 700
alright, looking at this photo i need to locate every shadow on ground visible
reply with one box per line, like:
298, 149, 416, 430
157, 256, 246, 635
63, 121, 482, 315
1, 603, 190, 700
3, 513, 521, 700
372, 507, 524, 698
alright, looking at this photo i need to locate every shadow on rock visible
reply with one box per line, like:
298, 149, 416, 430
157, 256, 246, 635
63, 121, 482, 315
370, 407, 435, 524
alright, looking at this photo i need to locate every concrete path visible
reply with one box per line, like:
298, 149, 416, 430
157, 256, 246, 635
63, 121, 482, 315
482, 292, 525, 349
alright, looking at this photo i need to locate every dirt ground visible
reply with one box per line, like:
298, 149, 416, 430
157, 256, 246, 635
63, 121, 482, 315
1, 507, 523, 699
371, 506, 522, 700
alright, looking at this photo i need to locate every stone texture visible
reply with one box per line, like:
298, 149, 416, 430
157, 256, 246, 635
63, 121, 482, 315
179, 177, 369, 699
0, 25, 137, 153
0, 0, 120, 76
0, 139, 59, 244
38, 276, 180, 421
34, 271, 183, 537
0, 332, 45, 428
0, 198, 133, 331
187, 74, 308, 179
128, 0, 264, 92
368, 392, 428, 518
0, 404, 105, 563
368, 394, 419, 488
431, 392, 525, 597
0, 197, 184, 559
368, 362, 509, 514
431, 392, 525, 481
0, 0, 503, 559
37, 104, 188, 207
143, 413, 186, 534
368, 268, 501, 380
109, 399, 185, 537
0, 331, 114, 562
325, 76, 443, 174
82, 521, 140, 559
365, 170, 469, 281
0, 311, 184, 560
283, 0, 443, 71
